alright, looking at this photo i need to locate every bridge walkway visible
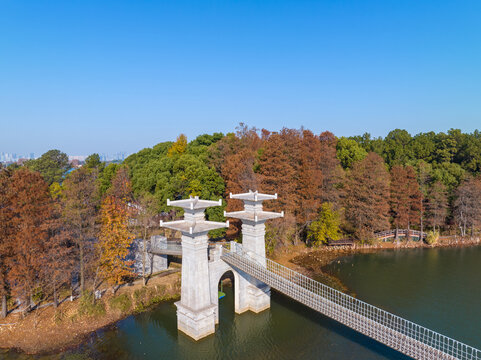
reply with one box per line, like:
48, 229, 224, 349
149, 242, 217, 257
221, 244, 480, 360
375, 229, 427, 240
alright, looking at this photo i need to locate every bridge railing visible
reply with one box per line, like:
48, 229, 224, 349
224, 243, 480, 360
375, 229, 427, 239
149, 240, 183, 255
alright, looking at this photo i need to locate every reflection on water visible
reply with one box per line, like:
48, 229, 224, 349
4, 246, 479, 360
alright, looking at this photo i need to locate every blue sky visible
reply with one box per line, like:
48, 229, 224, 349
1, 0, 480, 156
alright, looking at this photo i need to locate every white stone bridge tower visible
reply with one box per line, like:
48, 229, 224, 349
159, 192, 282, 341
160, 197, 228, 340
225, 190, 283, 313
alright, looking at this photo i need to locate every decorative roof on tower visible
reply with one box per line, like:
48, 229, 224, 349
224, 190, 284, 224
229, 190, 278, 202
160, 196, 228, 236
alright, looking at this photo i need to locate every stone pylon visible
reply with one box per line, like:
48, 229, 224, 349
225, 190, 283, 314
160, 196, 228, 341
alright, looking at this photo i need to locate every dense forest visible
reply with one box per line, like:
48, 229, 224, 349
1, 125, 481, 318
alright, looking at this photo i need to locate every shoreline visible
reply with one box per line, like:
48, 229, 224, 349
1, 238, 479, 356
275, 237, 481, 296
0, 270, 181, 356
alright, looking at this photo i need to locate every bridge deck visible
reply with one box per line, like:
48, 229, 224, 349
221, 246, 480, 360
148, 243, 217, 257
148, 243, 183, 256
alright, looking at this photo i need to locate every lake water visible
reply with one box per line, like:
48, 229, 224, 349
2, 246, 479, 359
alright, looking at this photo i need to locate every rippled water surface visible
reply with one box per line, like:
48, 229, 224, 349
2, 246, 480, 359
324, 246, 481, 350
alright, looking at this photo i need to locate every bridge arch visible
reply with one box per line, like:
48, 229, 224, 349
209, 260, 241, 324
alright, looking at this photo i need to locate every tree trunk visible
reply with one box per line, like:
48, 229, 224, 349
112, 284, 120, 295
420, 214, 424, 242
79, 243, 85, 293
92, 265, 100, 293
53, 284, 58, 309
142, 227, 147, 287
1, 295, 7, 318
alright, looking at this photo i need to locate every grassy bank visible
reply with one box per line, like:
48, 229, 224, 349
0, 271, 181, 355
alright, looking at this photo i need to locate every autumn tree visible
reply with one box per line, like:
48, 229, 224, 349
97, 167, 135, 294
61, 167, 100, 293
296, 130, 323, 226
390, 165, 410, 236
109, 166, 133, 202
389, 165, 422, 240
344, 152, 390, 239
258, 129, 300, 244
453, 177, 481, 236
405, 166, 422, 238
319, 131, 344, 207
5, 168, 54, 313
426, 180, 448, 232
417, 161, 432, 237
45, 184, 75, 308
133, 192, 158, 285
168, 134, 188, 157
209, 124, 262, 239
0, 165, 13, 318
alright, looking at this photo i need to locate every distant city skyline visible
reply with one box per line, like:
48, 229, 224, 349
0, 151, 127, 163
1, 1, 480, 155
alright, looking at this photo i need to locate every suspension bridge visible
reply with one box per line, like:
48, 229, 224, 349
155, 191, 480, 360
221, 242, 480, 360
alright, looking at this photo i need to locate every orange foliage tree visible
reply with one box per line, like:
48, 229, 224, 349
97, 167, 134, 294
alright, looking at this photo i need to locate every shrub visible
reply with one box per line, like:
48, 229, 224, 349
32, 287, 45, 304
307, 203, 342, 246
78, 291, 106, 318
425, 231, 439, 245
109, 294, 132, 313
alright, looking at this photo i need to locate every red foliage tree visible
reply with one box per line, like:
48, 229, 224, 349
61, 167, 99, 293
453, 176, 481, 236
210, 124, 262, 238
319, 131, 344, 207
390, 165, 422, 239
426, 180, 448, 232
296, 130, 323, 225
5, 168, 54, 313
344, 152, 390, 239
0, 166, 13, 317
390, 165, 410, 233
257, 129, 298, 213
